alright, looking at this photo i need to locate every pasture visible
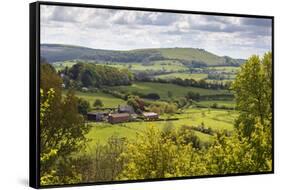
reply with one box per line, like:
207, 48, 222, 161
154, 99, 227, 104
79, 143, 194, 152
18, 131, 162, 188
63, 90, 126, 108
109, 81, 231, 99
197, 100, 236, 108
155, 73, 208, 80
85, 108, 238, 147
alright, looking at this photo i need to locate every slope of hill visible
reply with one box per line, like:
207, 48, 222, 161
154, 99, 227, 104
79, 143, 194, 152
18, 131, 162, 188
41, 44, 245, 66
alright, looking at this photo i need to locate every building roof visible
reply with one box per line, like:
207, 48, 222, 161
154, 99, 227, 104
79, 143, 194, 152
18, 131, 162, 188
143, 112, 158, 117
109, 113, 130, 118
87, 112, 107, 115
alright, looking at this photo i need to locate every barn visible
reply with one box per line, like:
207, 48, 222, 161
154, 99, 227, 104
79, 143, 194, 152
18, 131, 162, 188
87, 112, 107, 121
143, 112, 159, 120
108, 113, 130, 124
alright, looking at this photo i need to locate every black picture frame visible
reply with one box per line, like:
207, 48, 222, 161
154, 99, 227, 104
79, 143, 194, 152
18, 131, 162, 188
30, 1, 274, 189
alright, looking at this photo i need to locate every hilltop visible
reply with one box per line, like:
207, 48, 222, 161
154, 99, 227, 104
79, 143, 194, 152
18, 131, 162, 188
41, 44, 245, 66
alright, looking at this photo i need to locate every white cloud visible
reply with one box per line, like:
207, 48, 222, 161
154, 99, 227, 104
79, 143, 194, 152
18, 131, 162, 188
40, 5, 272, 59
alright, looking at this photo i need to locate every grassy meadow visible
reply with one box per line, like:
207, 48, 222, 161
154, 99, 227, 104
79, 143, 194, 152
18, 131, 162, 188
85, 108, 238, 146
109, 81, 231, 99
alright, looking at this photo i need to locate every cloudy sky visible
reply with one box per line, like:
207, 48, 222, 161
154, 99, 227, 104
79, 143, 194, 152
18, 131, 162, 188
41, 5, 272, 59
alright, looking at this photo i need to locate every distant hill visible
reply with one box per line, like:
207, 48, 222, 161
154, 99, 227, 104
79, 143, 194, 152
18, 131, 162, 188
41, 44, 245, 66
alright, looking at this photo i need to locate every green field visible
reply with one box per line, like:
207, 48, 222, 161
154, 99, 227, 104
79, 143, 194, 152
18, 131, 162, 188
62, 79, 237, 153
197, 100, 236, 108
131, 60, 187, 72
86, 108, 238, 149
96, 60, 187, 72
157, 48, 225, 65
155, 73, 208, 80
109, 82, 230, 99
63, 90, 126, 108
207, 66, 240, 73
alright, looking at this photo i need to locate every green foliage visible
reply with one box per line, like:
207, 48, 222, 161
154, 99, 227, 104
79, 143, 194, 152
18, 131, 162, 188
232, 52, 272, 137
117, 122, 271, 180
77, 98, 90, 115
204, 132, 255, 174
127, 96, 146, 113
65, 62, 133, 88
93, 99, 104, 108
145, 93, 160, 100
147, 102, 177, 114
40, 65, 91, 185
118, 126, 179, 180
40, 63, 62, 96
75, 135, 127, 182
230, 52, 272, 171
186, 91, 200, 101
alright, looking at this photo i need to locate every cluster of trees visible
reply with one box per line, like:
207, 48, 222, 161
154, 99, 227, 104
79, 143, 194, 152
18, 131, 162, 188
185, 91, 201, 101
232, 52, 272, 170
181, 124, 216, 136
60, 62, 133, 88
181, 60, 208, 68
148, 102, 178, 114
127, 96, 146, 114
108, 88, 162, 101
117, 126, 253, 179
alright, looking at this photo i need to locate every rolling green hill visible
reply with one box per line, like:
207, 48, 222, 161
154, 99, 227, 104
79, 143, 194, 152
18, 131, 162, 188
41, 44, 245, 66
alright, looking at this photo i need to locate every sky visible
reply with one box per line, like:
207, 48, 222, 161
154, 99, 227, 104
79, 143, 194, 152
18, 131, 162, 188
41, 5, 272, 59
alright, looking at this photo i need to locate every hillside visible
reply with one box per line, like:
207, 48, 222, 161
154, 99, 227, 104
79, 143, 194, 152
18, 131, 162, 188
41, 44, 245, 66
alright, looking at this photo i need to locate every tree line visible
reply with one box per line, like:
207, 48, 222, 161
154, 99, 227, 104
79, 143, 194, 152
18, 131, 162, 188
59, 62, 133, 88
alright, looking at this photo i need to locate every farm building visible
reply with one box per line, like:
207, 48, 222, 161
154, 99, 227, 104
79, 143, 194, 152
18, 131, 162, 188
143, 112, 159, 120
118, 105, 135, 114
87, 112, 107, 121
108, 113, 130, 124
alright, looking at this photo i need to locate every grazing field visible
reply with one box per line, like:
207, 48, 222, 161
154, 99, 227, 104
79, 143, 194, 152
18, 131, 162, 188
131, 60, 187, 72
157, 48, 225, 65
155, 73, 208, 80
109, 81, 230, 99
207, 66, 240, 72
63, 90, 126, 108
96, 60, 187, 72
85, 108, 238, 148
197, 100, 236, 108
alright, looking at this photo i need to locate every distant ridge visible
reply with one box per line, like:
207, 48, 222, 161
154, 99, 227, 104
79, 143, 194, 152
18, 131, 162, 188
41, 44, 245, 66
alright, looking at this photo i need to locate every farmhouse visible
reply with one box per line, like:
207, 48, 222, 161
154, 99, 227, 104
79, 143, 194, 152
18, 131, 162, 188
108, 113, 130, 124
143, 112, 159, 120
87, 112, 107, 121
118, 105, 135, 114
